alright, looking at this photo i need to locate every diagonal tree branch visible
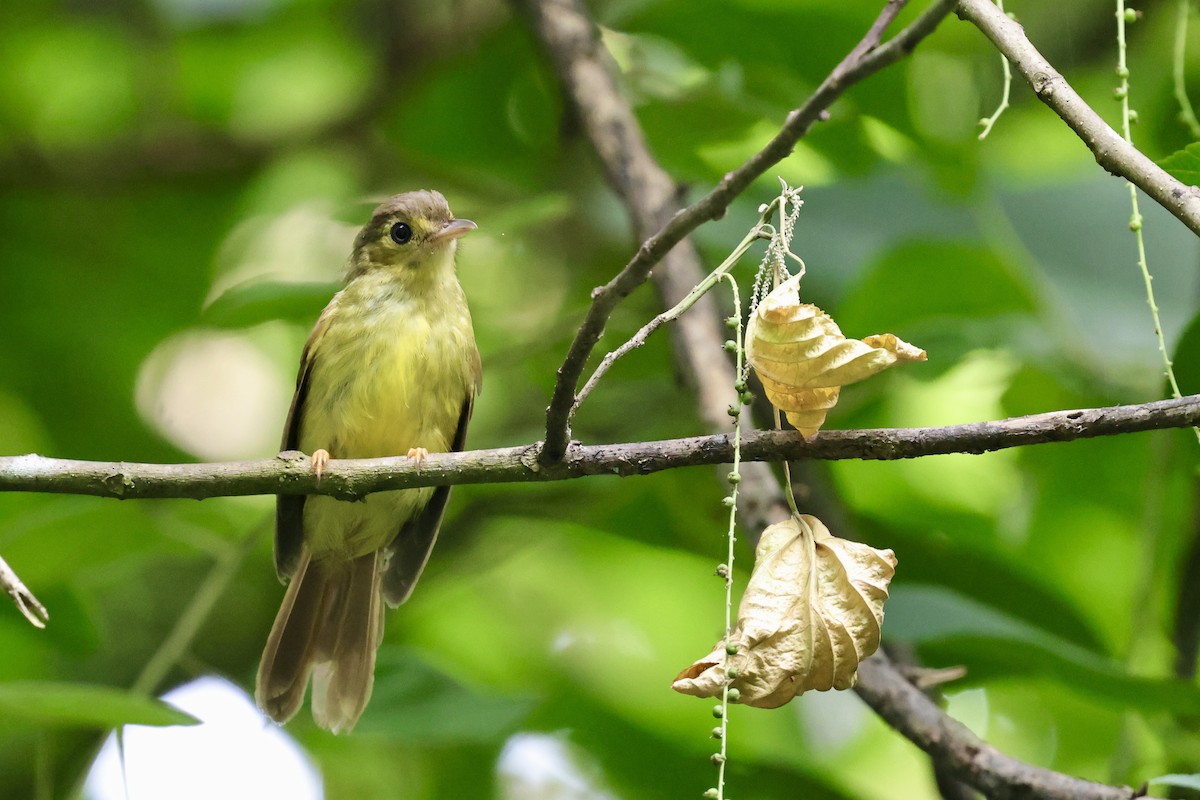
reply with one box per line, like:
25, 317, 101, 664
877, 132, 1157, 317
518, 0, 959, 463
857, 651, 1136, 800
957, 0, 1200, 237
0, 395, 1195, 501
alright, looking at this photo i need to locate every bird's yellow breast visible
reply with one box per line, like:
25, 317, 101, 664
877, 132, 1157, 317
298, 268, 478, 559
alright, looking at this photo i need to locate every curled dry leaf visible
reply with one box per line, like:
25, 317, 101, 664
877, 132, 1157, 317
746, 272, 926, 436
672, 515, 896, 708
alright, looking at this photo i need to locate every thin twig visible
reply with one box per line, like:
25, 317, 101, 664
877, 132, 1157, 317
132, 525, 260, 695
571, 215, 774, 418
61, 525, 260, 800
1174, 0, 1200, 139
775, 409, 801, 517
1115, 0, 1197, 447
977, 0, 1012, 139
0, 552, 48, 628
517, 0, 959, 462
957, 0, 1200, 236
714, 273, 744, 800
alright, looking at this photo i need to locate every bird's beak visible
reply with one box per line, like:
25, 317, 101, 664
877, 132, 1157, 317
429, 218, 477, 244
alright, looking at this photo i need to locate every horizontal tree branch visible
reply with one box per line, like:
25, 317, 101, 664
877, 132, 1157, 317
957, 0, 1200, 237
0, 394, 1195, 501
856, 651, 1137, 800
522, 0, 958, 462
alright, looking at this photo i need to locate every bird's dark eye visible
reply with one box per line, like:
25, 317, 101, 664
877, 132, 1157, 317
389, 222, 413, 245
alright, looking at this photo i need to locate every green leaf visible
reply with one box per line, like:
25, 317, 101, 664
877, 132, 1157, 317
867, 518, 1105, 651
1149, 774, 1200, 791
835, 240, 1039, 373
199, 279, 337, 329
386, 26, 560, 187
889, 586, 1200, 714
353, 647, 534, 742
0, 682, 199, 728
924, 634, 1200, 714
838, 239, 1038, 331
1159, 143, 1200, 186
1172, 307, 1200, 397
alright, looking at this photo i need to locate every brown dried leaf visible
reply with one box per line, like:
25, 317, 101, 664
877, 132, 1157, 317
672, 515, 896, 708
746, 272, 926, 436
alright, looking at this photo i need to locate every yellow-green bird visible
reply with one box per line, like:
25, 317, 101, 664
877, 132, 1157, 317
256, 190, 481, 733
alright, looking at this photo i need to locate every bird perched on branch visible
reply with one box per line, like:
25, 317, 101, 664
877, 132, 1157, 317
256, 190, 481, 733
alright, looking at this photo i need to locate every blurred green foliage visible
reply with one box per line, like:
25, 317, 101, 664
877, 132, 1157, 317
1, 0, 1200, 798
0, 682, 199, 729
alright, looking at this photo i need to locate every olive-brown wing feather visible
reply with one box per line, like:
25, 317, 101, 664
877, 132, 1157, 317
275, 301, 337, 580
381, 391, 474, 606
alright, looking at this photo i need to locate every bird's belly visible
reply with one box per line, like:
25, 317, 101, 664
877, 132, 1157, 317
303, 490, 432, 560
298, 299, 474, 559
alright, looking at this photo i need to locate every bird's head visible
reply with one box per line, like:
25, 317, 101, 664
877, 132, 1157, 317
347, 190, 476, 281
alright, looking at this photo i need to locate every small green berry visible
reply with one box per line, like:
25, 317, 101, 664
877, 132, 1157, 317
1129, 215, 1143, 232
703, 790, 719, 799
711, 727, 723, 739
740, 391, 755, 405
727, 688, 741, 702
725, 642, 739, 655
1113, 86, 1128, 100
727, 404, 740, 418
1123, 7, 1137, 23
715, 563, 730, 578
723, 340, 738, 352
725, 316, 739, 329
711, 753, 726, 765
726, 667, 738, 679
733, 379, 746, 392
727, 471, 741, 484
1115, 66, 1129, 79
712, 705, 724, 719
1128, 109, 1139, 123
721, 495, 735, 508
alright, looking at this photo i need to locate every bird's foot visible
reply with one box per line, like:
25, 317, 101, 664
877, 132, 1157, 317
406, 447, 429, 469
311, 448, 331, 481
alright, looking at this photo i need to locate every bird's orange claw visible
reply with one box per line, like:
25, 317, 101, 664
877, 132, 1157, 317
406, 447, 429, 468
311, 448, 331, 480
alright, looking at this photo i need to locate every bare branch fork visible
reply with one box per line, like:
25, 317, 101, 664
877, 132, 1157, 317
527, 0, 960, 463
571, 201, 780, 416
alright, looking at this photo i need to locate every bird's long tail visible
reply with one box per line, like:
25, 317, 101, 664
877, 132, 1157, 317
255, 548, 385, 734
